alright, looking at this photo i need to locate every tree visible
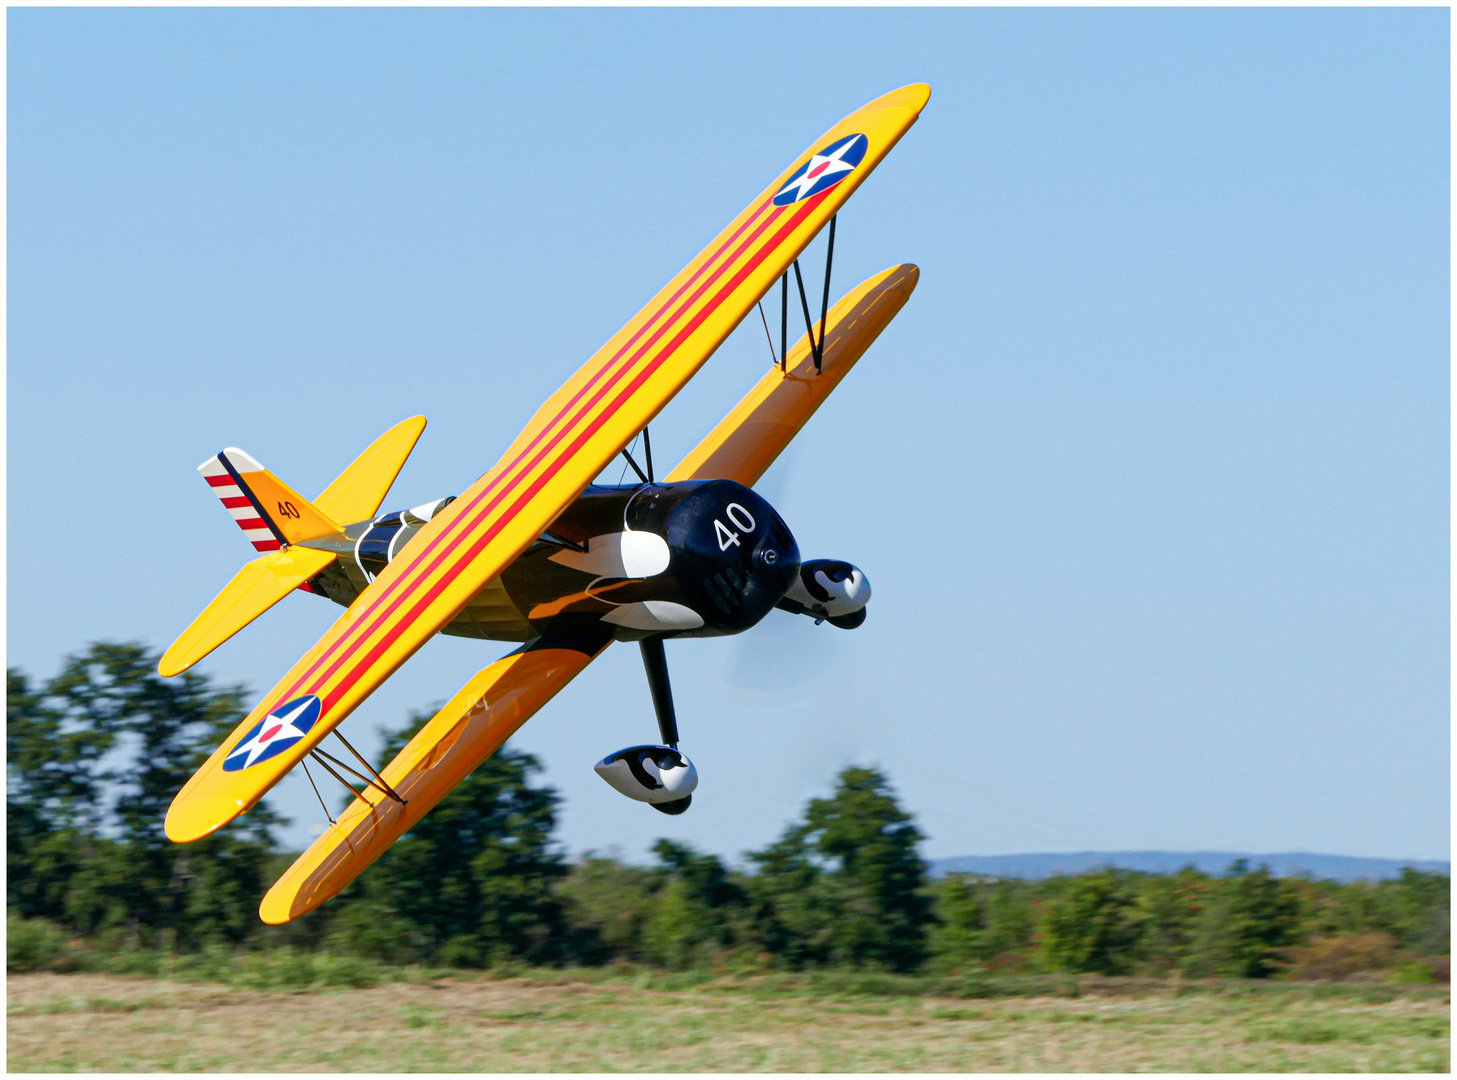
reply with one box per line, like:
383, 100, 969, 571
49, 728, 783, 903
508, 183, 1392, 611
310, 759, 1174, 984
7, 643, 283, 945
1035, 870, 1140, 974
926, 876, 986, 973
748, 766, 931, 972
333, 713, 572, 966
7, 668, 114, 832
1386, 869, 1450, 957
1129, 866, 1211, 973
652, 839, 746, 912
1185, 861, 1305, 978
8, 667, 107, 921
555, 854, 657, 964
640, 840, 748, 968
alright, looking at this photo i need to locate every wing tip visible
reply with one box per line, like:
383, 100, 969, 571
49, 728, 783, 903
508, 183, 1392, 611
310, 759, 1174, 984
164, 815, 206, 844
386, 414, 428, 441
872, 83, 932, 116
258, 887, 302, 926
880, 262, 920, 292
157, 651, 191, 679
165, 792, 241, 844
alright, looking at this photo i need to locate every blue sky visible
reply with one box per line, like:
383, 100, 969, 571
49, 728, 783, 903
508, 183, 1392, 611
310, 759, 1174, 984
8, 8, 1449, 863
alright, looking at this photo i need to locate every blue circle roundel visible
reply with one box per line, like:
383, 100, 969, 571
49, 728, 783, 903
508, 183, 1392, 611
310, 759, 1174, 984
773, 134, 869, 206
223, 695, 321, 772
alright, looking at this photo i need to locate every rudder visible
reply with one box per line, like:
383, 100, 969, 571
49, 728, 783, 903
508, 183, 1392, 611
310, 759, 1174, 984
199, 449, 342, 549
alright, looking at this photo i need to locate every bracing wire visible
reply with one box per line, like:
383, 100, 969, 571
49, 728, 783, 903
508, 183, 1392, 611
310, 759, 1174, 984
757, 302, 779, 368
301, 758, 335, 826
615, 434, 639, 486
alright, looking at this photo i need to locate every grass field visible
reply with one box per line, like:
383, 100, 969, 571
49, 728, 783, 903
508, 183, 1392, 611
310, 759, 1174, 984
7, 970, 1449, 1072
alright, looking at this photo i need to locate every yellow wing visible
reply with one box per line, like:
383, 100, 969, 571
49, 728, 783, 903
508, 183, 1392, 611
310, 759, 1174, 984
669, 263, 919, 486
256, 255, 915, 919
259, 636, 608, 924
165, 83, 931, 844
158, 547, 337, 678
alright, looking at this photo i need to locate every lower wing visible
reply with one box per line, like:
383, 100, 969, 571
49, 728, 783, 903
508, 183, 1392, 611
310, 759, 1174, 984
668, 264, 919, 486
259, 631, 610, 924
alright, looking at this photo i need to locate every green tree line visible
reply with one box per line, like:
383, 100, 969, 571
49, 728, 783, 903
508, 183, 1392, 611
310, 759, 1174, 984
8, 643, 1450, 982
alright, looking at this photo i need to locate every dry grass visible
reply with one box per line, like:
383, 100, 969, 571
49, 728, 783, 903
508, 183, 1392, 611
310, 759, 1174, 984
7, 971, 1450, 1072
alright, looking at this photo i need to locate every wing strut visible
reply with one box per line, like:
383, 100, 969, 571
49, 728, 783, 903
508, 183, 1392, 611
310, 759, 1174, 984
781, 272, 789, 372
301, 758, 335, 826
304, 729, 408, 807
620, 427, 656, 484
756, 301, 779, 369
817, 215, 837, 372
787, 214, 838, 375
332, 728, 408, 805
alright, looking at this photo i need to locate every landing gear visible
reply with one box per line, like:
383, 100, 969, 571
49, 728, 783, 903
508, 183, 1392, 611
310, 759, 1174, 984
593, 635, 697, 813
639, 636, 692, 815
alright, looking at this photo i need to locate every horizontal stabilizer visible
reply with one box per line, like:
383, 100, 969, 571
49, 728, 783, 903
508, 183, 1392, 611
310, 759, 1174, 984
159, 546, 337, 678
199, 450, 343, 548
670, 263, 918, 486
259, 640, 605, 923
314, 416, 427, 526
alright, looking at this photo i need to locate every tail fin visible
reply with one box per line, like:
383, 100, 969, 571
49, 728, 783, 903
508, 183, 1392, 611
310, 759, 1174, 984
165, 418, 427, 678
199, 449, 343, 549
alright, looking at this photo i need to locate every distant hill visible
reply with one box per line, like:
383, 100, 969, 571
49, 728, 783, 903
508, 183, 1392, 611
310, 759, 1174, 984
929, 851, 1450, 883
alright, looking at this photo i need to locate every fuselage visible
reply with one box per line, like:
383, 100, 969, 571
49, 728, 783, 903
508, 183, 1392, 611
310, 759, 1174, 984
298, 479, 801, 644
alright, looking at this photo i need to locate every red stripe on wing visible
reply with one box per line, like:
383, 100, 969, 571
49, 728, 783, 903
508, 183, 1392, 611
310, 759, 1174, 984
315, 195, 827, 709
296, 199, 802, 705
266, 198, 785, 704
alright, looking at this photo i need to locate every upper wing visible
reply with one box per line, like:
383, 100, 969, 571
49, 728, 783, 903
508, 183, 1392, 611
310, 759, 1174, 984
668, 263, 919, 486
165, 83, 931, 844
259, 633, 609, 924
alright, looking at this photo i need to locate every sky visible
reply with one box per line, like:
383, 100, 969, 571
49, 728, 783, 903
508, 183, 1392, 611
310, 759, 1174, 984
8, 8, 1449, 865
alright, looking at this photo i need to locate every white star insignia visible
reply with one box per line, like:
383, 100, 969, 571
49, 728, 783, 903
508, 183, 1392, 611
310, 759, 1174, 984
776, 140, 861, 203
226, 699, 314, 769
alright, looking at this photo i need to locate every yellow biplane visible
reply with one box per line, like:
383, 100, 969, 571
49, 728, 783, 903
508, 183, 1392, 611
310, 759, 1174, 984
162, 84, 930, 924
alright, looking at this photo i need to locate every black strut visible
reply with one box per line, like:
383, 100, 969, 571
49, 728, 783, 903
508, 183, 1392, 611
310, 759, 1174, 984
815, 215, 836, 373
620, 444, 649, 484
780, 271, 789, 373
639, 636, 679, 748
792, 260, 817, 370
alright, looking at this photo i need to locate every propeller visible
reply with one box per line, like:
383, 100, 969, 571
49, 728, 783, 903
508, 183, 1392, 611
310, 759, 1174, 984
724, 606, 846, 691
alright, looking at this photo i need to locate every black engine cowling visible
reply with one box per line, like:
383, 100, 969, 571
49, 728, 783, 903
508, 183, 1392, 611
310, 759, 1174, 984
627, 479, 800, 636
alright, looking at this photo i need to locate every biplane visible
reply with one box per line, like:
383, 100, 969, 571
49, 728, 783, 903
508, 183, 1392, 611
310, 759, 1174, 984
162, 84, 930, 924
